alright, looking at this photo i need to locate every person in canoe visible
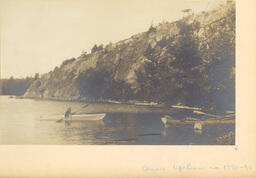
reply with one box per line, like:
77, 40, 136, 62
56, 104, 89, 123
65, 107, 72, 119
65, 104, 89, 118
64, 107, 72, 125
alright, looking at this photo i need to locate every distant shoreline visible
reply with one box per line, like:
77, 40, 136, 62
3, 95, 235, 117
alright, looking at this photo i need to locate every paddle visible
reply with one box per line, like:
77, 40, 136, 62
56, 104, 89, 123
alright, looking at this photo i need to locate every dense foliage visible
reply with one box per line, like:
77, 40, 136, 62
0, 76, 35, 96
136, 5, 235, 113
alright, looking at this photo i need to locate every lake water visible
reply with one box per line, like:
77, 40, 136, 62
0, 96, 235, 145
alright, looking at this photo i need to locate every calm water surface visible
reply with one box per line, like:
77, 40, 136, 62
0, 96, 234, 145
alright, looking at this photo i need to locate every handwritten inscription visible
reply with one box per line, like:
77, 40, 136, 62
173, 163, 204, 172
142, 163, 252, 172
142, 166, 166, 172
172, 163, 252, 172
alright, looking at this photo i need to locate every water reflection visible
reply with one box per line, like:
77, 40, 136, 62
161, 128, 167, 137
64, 120, 104, 127
59, 120, 106, 144
194, 129, 202, 135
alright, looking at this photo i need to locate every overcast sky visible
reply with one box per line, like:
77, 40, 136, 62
0, 0, 220, 79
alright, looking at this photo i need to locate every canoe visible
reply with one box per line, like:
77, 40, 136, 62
65, 113, 106, 121
40, 113, 106, 121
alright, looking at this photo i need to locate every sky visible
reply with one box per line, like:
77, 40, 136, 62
0, 0, 221, 79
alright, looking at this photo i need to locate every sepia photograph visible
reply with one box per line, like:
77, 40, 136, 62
0, 0, 235, 145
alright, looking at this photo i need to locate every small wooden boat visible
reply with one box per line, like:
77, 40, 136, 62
40, 113, 106, 122
194, 122, 202, 130
161, 115, 235, 130
171, 105, 201, 111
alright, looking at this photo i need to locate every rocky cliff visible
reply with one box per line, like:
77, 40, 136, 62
24, 2, 235, 113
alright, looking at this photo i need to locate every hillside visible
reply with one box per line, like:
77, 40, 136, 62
24, 2, 235, 114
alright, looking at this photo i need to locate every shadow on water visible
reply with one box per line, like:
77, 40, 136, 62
101, 113, 164, 145
60, 113, 235, 145
55, 113, 165, 144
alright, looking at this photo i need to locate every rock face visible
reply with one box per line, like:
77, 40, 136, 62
24, 2, 235, 113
